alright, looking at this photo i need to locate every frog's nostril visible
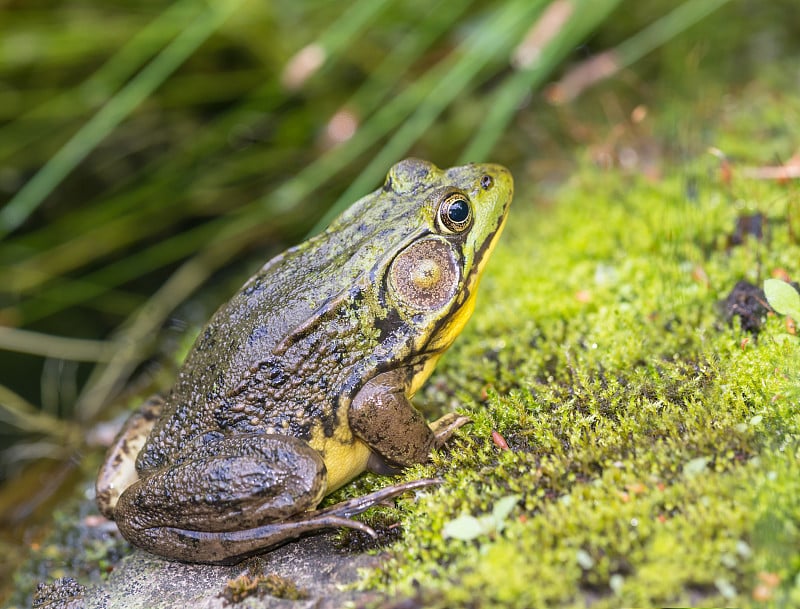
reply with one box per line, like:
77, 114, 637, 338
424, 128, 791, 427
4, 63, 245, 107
480, 175, 494, 190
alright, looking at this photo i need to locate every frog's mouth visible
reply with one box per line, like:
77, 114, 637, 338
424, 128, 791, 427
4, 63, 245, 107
403, 208, 508, 396
467, 206, 509, 292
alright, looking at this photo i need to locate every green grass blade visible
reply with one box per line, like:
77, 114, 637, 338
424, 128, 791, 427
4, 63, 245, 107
614, 0, 732, 69
0, 0, 202, 161
306, 0, 545, 234
460, 0, 621, 162
345, 0, 476, 115
0, 0, 245, 237
1, 0, 397, 288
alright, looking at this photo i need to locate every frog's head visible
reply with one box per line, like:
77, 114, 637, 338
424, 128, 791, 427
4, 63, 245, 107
282, 158, 511, 394
375, 158, 513, 361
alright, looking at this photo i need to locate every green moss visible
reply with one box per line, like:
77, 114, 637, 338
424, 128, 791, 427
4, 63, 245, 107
360, 84, 800, 608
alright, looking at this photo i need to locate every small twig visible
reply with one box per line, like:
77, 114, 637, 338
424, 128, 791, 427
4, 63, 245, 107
742, 164, 800, 180
546, 0, 732, 104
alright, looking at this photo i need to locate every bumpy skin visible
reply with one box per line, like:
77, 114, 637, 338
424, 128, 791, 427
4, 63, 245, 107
96, 158, 513, 564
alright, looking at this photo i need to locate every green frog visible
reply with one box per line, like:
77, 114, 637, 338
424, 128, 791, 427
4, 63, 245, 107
96, 158, 513, 565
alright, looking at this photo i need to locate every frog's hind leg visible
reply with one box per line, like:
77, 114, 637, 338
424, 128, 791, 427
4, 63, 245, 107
113, 433, 328, 563
115, 429, 440, 564
146, 477, 441, 565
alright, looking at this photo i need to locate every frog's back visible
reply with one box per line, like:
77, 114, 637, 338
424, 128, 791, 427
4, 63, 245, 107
137, 174, 429, 472
135, 158, 512, 474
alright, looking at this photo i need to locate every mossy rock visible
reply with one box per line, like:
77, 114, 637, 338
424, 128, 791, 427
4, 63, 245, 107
356, 134, 800, 607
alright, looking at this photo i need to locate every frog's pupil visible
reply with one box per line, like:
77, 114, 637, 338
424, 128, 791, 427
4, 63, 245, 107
448, 199, 470, 224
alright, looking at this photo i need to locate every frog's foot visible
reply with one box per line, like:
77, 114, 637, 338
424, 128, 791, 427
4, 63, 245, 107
306, 477, 442, 525
429, 412, 471, 448
168, 478, 440, 565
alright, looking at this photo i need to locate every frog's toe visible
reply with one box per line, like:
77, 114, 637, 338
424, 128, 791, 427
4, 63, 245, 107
430, 412, 472, 447
312, 477, 442, 519
319, 515, 377, 538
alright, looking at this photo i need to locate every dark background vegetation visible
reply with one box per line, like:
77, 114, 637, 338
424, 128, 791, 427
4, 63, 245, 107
1, 0, 799, 602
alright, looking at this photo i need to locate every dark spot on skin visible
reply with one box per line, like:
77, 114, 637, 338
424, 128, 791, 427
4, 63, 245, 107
134, 493, 147, 510
289, 417, 314, 439
349, 285, 365, 303
198, 327, 217, 351
480, 174, 494, 190
242, 277, 263, 296
247, 356, 289, 389
202, 431, 224, 444
247, 326, 270, 347
383, 175, 393, 192
267, 365, 289, 388
320, 415, 336, 438
410, 164, 430, 180
374, 307, 402, 342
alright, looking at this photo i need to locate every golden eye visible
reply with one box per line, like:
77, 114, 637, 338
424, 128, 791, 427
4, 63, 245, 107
438, 192, 472, 233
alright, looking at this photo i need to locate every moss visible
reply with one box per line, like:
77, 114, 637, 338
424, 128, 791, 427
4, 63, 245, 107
6, 467, 131, 609
359, 79, 800, 608
218, 570, 308, 604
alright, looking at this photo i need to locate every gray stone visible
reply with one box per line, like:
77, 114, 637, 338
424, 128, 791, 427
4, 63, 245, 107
78, 534, 385, 609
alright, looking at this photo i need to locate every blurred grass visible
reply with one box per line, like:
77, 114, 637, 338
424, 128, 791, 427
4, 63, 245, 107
0, 0, 247, 235
0, 0, 792, 539
0, 0, 614, 461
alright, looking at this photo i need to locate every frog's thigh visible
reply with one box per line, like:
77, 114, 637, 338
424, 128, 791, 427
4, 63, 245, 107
115, 434, 326, 558
96, 395, 164, 519
349, 370, 435, 468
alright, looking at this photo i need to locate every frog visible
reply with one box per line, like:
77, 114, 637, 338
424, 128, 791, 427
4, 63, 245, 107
95, 158, 513, 565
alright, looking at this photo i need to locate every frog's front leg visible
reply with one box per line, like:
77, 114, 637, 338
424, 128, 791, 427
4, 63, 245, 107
349, 370, 470, 472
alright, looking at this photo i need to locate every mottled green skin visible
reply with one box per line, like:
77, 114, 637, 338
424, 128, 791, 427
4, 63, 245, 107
141, 159, 510, 471
96, 158, 513, 564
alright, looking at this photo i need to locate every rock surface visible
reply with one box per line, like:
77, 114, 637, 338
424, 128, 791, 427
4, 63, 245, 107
37, 533, 385, 609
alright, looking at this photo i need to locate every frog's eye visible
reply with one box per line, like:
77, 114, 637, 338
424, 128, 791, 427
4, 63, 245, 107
437, 192, 472, 234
